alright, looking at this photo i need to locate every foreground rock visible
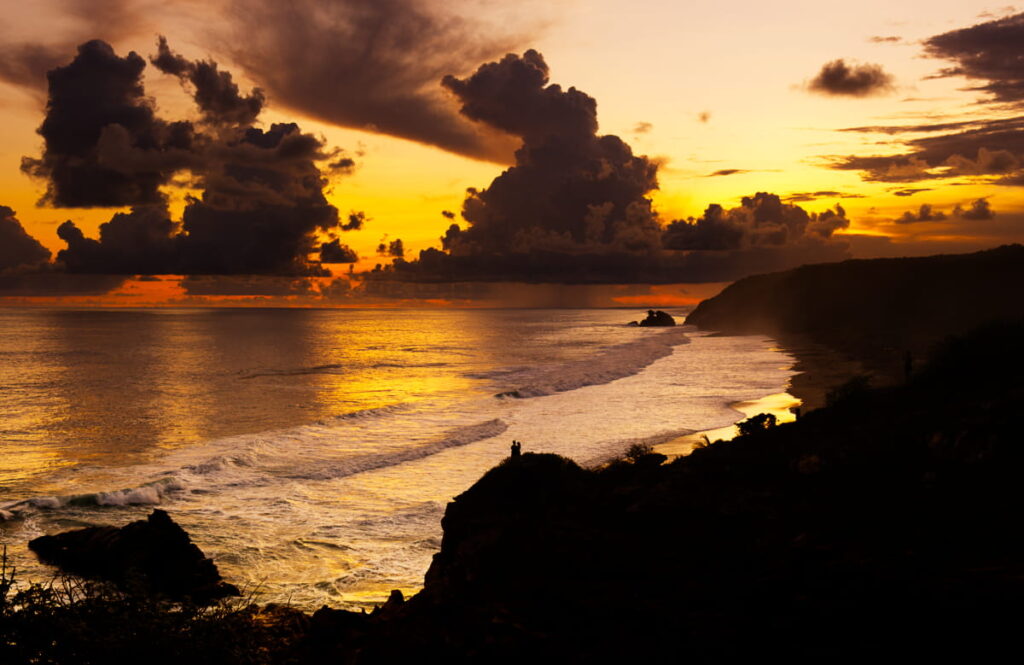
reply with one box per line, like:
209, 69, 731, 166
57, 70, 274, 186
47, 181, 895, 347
29, 509, 239, 602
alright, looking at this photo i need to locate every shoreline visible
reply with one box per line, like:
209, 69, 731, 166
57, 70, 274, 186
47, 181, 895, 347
654, 391, 800, 458
655, 333, 866, 458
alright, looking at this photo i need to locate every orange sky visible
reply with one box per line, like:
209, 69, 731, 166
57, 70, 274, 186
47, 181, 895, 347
0, 0, 1022, 306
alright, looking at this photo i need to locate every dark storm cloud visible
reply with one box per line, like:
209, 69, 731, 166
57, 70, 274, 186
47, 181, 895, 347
437, 50, 661, 257
319, 240, 358, 263
893, 204, 947, 224
56, 206, 177, 273
166, 122, 342, 276
151, 37, 265, 126
0, 272, 126, 295
377, 240, 851, 284
376, 52, 850, 284
21, 40, 198, 207
220, 0, 522, 162
807, 59, 896, 97
662, 193, 849, 251
954, 198, 996, 220
55, 122, 346, 275
924, 12, 1024, 104
38, 40, 357, 276
0, 206, 51, 270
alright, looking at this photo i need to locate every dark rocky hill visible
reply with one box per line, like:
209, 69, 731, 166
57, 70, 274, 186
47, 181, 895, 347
687, 244, 1024, 358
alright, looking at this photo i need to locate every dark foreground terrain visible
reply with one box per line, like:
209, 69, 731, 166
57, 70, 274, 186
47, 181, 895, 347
4, 246, 1024, 663
4, 320, 1023, 663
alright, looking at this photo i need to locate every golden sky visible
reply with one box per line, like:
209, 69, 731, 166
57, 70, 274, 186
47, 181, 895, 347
0, 0, 1021, 305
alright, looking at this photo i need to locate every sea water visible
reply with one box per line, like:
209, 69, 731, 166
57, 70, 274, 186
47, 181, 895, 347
0, 308, 795, 610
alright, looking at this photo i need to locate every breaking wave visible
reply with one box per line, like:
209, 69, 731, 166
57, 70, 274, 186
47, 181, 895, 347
496, 327, 690, 398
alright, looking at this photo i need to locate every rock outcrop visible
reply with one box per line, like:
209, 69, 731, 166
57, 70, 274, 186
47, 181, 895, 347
629, 309, 676, 326
29, 509, 239, 602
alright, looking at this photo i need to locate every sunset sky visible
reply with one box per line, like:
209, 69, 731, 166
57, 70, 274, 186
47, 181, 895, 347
1, 0, 1022, 305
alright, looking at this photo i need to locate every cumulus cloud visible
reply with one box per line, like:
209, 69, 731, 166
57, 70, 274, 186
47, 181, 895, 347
954, 198, 996, 220
33, 40, 358, 276
377, 239, 405, 258
0, 206, 52, 271
893, 204, 947, 224
151, 36, 264, 126
56, 206, 177, 273
808, 59, 896, 97
319, 240, 358, 263
219, 0, 525, 162
21, 40, 198, 207
436, 50, 661, 258
662, 193, 849, 250
371, 52, 851, 284
889, 199, 995, 225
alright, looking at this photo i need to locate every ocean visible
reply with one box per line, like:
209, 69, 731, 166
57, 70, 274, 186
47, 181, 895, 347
0, 307, 796, 610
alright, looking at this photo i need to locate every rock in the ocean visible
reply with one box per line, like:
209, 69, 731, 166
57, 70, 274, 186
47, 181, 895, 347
637, 310, 676, 327
28, 509, 239, 602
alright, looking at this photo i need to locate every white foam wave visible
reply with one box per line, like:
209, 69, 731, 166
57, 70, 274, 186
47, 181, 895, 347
290, 419, 508, 481
1, 477, 185, 519
498, 327, 690, 398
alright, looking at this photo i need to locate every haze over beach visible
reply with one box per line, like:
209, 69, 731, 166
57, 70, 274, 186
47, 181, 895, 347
1, 1, 1023, 663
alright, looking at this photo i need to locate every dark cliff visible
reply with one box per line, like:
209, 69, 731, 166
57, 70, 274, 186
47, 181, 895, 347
686, 244, 1024, 356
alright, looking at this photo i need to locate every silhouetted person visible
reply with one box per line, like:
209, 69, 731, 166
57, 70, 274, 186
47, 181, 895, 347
511, 440, 521, 458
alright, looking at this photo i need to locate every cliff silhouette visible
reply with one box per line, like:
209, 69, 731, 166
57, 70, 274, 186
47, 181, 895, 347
687, 244, 1024, 357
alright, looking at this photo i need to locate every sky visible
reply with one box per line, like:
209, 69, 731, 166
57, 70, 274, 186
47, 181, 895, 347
0, 0, 1021, 306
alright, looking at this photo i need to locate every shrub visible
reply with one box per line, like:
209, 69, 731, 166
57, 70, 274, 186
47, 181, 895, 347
0, 547, 301, 665
625, 443, 653, 462
736, 413, 777, 437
